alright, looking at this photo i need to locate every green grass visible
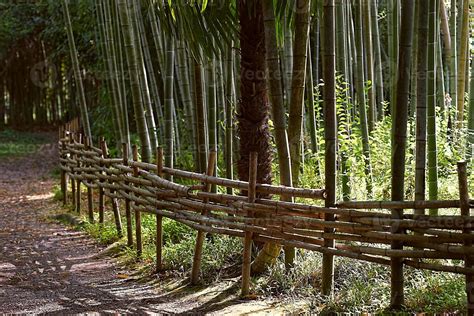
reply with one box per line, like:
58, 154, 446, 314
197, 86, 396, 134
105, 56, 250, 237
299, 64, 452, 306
0, 129, 50, 158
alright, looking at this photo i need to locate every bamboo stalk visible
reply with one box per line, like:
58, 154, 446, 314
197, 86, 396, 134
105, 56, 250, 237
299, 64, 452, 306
76, 134, 82, 214
156, 147, 164, 272
242, 152, 257, 297
133, 145, 142, 257
191, 150, 217, 285
85, 137, 94, 223
98, 137, 105, 224
60, 137, 68, 206
458, 161, 474, 314
122, 143, 133, 247
102, 140, 122, 237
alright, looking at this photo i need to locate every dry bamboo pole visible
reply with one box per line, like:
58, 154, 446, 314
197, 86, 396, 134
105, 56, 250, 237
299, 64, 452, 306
162, 167, 325, 199
85, 137, 94, 223
75, 134, 83, 214
102, 141, 122, 237
98, 137, 105, 224
70, 132, 76, 209
60, 135, 68, 206
191, 150, 217, 285
156, 147, 164, 272
458, 161, 474, 314
132, 145, 142, 257
241, 151, 257, 297
122, 143, 133, 247
404, 259, 474, 275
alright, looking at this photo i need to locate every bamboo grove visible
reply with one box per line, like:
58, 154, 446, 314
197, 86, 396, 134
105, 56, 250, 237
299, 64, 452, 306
1, 0, 474, 311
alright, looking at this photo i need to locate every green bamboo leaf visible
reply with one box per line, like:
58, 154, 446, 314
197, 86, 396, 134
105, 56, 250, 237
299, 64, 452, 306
201, 0, 208, 13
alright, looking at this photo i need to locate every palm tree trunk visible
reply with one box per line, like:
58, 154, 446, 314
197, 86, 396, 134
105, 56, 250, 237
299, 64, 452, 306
62, 0, 92, 140
238, 0, 274, 276
287, 0, 311, 186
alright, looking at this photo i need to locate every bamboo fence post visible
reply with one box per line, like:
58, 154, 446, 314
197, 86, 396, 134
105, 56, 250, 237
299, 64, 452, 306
123, 143, 134, 247
98, 137, 105, 224
133, 145, 142, 257
85, 136, 94, 223
156, 147, 164, 272
69, 132, 76, 209
191, 150, 217, 285
241, 151, 258, 297
103, 140, 123, 237
60, 131, 67, 206
75, 133, 82, 214
458, 161, 474, 314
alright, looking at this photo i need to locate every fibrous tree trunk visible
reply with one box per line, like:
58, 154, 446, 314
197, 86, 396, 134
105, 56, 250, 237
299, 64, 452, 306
238, 0, 276, 276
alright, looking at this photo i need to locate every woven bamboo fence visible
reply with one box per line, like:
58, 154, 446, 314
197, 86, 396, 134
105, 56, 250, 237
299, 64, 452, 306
59, 131, 474, 310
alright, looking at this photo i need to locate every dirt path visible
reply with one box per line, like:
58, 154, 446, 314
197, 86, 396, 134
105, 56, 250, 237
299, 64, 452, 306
0, 135, 301, 315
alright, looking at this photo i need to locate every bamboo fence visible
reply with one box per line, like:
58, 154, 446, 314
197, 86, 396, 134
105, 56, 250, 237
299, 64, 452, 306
59, 130, 474, 309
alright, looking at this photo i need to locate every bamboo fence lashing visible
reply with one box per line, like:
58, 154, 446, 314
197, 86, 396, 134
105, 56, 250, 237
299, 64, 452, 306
156, 147, 164, 272
241, 151, 258, 297
59, 130, 474, 309
123, 143, 133, 247
191, 150, 217, 285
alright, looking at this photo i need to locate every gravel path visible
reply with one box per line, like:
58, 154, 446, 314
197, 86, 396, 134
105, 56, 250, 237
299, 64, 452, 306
0, 137, 165, 314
